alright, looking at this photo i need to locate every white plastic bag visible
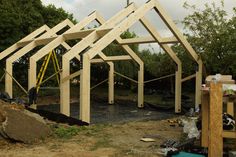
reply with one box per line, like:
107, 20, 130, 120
182, 118, 200, 139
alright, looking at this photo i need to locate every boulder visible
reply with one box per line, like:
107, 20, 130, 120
0, 100, 51, 143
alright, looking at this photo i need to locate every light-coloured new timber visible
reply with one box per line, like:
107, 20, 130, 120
119, 36, 178, 45
2, 0, 203, 124
5, 19, 73, 97
0, 25, 50, 60
154, 1, 202, 108
59, 4, 142, 118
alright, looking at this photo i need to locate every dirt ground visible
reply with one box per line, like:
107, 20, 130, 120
0, 118, 183, 157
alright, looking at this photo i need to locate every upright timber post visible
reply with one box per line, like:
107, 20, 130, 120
80, 53, 91, 123
209, 82, 223, 157
175, 63, 182, 112
195, 60, 203, 108
5, 63, 13, 97
60, 58, 70, 116
138, 62, 144, 108
107, 62, 114, 104
29, 59, 37, 90
154, 1, 203, 109
140, 17, 182, 112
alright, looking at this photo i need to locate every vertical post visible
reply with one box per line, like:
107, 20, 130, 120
138, 63, 144, 108
201, 90, 209, 147
175, 64, 182, 113
108, 62, 114, 104
80, 53, 91, 123
29, 58, 37, 90
227, 101, 234, 116
5, 61, 13, 98
195, 60, 203, 108
209, 82, 223, 157
60, 57, 70, 116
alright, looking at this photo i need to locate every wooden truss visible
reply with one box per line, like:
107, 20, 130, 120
0, 0, 203, 123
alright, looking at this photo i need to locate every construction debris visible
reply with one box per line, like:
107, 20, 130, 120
0, 100, 50, 143
140, 137, 156, 142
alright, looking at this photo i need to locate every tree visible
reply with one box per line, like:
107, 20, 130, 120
181, 1, 236, 78
0, 0, 77, 88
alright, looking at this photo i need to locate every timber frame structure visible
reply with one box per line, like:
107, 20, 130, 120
0, 0, 202, 123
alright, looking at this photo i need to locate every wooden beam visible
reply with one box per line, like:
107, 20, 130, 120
209, 82, 223, 157
119, 36, 178, 45
114, 71, 138, 83
61, 70, 81, 83
6, 20, 73, 97
108, 62, 114, 104
80, 53, 91, 123
86, 0, 156, 59
201, 90, 209, 147
35, 37, 58, 45
154, 1, 199, 61
19, 25, 50, 43
57, 12, 101, 116
60, 4, 138, 120
38, 19, 74, 39
222, 131, 236, 138
154, 1, 203, 107
66, 11, 99, 34
181, 74, 196, 82
144, 73, 176, 84
0, 25, 49, 60
63, 29, 95, 40
139, 16, 182, 113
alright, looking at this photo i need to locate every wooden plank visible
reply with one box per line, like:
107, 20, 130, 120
181, 74, 196, 82
65, 11, 98, 34
154, 1, 199, 61
19, 25, 50, 43
140, 16, 182, 113
114, 71, 138, 83
138, 63, 144, 108
175, 68, 182, 112
0, 25, 49, 60
119, 36, 178, 45
96, 28, 112, 37
108, 62, 114, 104
222, 131, 236, 138
35, 37, 57, 45
144, 73, 175, 84
201, 90, 209, 147
60, 4, 139, 118
105, 55, 132, 61
7, 20, 73, 97
18, 19, 73, 46
61, 70, 81, 83
154, 1, 203, 108
63, 29, 95, 40
87, 0, 156, 59
80, 54, 91, 123
58, 12, 106, 116
209, 82, 223, 157
227, 101, 234, 116
38, 19, 74, 39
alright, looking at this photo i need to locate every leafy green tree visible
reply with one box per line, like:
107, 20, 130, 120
0, 0, 77, 88
181, 1, 236, 78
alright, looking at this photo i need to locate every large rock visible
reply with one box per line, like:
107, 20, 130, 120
0, 100, 51, 143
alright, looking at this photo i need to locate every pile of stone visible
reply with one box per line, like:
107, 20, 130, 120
0, 100, 51, 143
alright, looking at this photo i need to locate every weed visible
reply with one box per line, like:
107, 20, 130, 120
53, 125, 86, 139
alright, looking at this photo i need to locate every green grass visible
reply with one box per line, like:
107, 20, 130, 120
53, 125, 87, 139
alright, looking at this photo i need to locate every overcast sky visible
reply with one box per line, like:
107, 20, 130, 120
41, 0, 235, 52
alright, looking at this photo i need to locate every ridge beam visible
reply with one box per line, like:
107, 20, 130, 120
119, 36, 178, 45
